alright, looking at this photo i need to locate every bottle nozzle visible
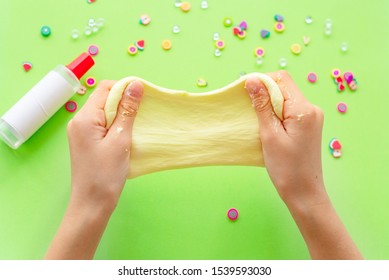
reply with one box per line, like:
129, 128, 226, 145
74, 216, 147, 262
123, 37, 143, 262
66, 52, 95, 80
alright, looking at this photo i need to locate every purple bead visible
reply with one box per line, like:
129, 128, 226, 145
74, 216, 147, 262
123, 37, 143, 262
260, 29, 270, 38
274, 14, 284, 22
239, 21, 248, 30
343, 72, 354, 84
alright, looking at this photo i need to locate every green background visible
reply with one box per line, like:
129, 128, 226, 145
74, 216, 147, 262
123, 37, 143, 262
0, 0, 388, 259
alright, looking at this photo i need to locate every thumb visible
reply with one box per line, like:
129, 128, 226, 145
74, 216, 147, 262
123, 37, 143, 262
106, 80, 144, 145
245, 77, 280, 132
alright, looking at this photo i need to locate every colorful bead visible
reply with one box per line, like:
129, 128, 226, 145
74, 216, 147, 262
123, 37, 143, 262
290, 43, 302, 55
343, 72, 354, 84
136, 40, 145, 51
274, 22, 285, 32
307, 72, 318, 83
139, 14, 151, 25
223, 17, 233, 27
77, 85, 87, 95
162, 39, 172, 50
197, 78, 208, 87
331, 69, 341, 78
260, 29, 270, 38
329, 138, 342, 158
237, 30, 247, 39
232, 26, 241, 35
254, 47, 265, 57
22, 62, 33, 72
215, 39, 225, 49
239, 21, 248, 30
180, 2, 191, 12
88, 45, 99, 56
85, 76, 96, 87
337, 102, 347, 113
65, 101, 77, 113
227, 208, 239, 220
274, 14, 284, 22
40, 25, 51, 37
127, 44, 138, 55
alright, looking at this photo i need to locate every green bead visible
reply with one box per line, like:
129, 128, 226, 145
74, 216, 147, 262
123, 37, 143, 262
223, 17, 233, 27
40, 26, 51, 37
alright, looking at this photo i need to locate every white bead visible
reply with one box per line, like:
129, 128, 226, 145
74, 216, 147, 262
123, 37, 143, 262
279, 58, 287, 68
214, 49, 222, 57
84, 26, 92, 36
96, 18, 105, 28
174, 0, 182, 7
340, 42, 348, 52
88, 18, 96, 27
305, 16, 313, 24
213, 32, 220, 41
324, 18, 333, 28
71, 29, 80, 39
201, 0, 208, 9
324, 26, 332, 36
256, 57, 264, 65
172, 25, 181, 33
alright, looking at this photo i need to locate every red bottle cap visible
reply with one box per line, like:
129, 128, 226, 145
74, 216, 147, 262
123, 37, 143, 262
66, 52, 95, 80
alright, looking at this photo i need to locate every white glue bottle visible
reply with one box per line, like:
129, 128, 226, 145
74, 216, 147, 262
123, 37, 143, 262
0, 53, 95, 149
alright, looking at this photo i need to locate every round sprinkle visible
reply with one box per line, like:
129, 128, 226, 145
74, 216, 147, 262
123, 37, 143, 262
237, 30, 247, 39
290, 43, 302, 55
274, 22, 285, 32
307, 72, 317, 83
40, 25, 51, 37
331, 69, 341, 78
77, 85, 87, 95
65, 101, 77, 113
162, 39, 172, 50
227, 208, 239, 221
337, 102, 347, 113
215, 39, 225, 50
88, 45, 99, 56
279, 58, 287, 68
332, 149, 342, 158
180, 2, 191, 12
22, 62, 33, 72
197, 78, 207, 87
139, 14, 151, 25
223, 17, 233, 27
172, 25, 181, 34
85, 76, 96, 87
127, 44, 138, 55
254, 47, 265, 57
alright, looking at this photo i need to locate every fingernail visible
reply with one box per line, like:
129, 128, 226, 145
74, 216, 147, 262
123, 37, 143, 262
125, 81, 142, 98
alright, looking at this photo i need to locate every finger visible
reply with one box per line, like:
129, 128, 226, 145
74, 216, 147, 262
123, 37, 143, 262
245, 77, 284, 137
84, 80, 116, 111
105, 80, 144, 146
267, 70, 311, 119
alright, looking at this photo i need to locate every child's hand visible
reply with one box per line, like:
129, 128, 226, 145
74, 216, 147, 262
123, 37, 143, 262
67, 80, 144, 213
46, 80, 144, 259
245, 71, 362, 259
245, 70, 327, 210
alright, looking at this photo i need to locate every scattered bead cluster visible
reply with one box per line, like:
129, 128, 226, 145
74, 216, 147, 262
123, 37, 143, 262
332, 69, 358, 92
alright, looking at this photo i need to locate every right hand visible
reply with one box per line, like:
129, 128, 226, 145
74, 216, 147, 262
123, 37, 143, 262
245, 70, 328, 210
